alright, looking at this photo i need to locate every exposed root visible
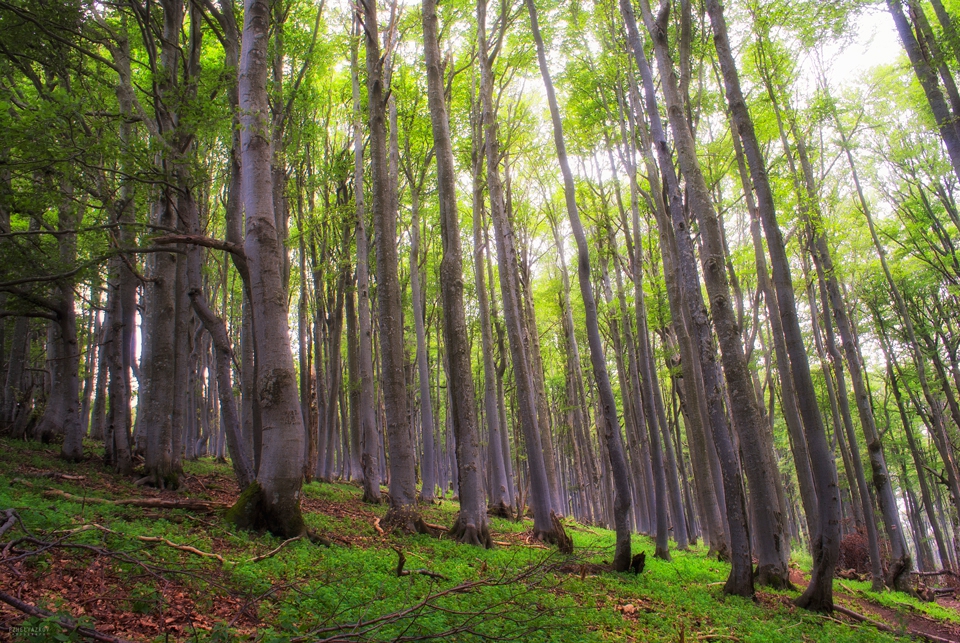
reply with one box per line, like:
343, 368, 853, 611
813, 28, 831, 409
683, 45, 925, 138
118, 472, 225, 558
532, 512, 573, 554
886, 554, 912, 593
487, 502, 514, 520
551, 512, 574, 554
381, 506, 442, 538
756, 563, 793, 590
224, 481, 307, 539
448, 512, 494, 549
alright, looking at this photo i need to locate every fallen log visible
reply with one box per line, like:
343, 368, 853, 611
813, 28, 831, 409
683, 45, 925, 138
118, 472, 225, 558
41, 489, 224, 511
834, 605, 954, 643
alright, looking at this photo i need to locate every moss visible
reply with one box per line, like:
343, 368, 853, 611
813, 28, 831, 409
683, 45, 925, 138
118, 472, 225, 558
225, 480, 263, 530
225, 480, 307, 538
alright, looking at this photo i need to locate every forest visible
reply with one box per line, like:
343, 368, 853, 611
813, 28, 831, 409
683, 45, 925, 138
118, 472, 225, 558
2, 0, 960, 639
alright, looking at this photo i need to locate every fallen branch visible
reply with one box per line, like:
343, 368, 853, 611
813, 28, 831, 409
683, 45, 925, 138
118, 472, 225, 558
27, 471, 86, 481
421, 520, 447, 533
0, 509, 17, 539
833, 605, 895, 633
0, 588, 136, 643
250, 535, 302, 563
45, 523, 223, 564
834, 605, 954, 643
393, 546, 448, 580
913, 569, 960, 580
41, 489, 223, 511
136, 535, 223, 563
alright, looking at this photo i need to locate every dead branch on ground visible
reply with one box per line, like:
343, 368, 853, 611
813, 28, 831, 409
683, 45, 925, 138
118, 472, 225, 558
250, 535, 302, 563
0, 588, 137, 643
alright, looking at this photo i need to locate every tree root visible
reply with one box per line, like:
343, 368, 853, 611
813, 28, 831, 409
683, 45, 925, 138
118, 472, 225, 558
486, 502, 514, 520
381, 506, 442, 537
448, 512, 493, 549
225, 481, 306, 539
0, 509, 17, 539
542, 512, 573, 554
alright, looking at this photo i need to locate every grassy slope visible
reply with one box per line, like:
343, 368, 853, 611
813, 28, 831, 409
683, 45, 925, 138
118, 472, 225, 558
0, 437, 944, 642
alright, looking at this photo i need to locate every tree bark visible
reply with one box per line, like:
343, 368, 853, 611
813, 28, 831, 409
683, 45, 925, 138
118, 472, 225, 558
723, 6, 842, 606
362, 0, 420, 529
229, 0, 306, 538
527, 0, 628, 567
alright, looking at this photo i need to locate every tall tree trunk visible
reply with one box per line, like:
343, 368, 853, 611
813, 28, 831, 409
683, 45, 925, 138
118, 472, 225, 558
527, 0, 629, 567
719, 4, 842, 604
887, 0, 960, 183
227, 0, 306, 538
409, 182, 438, 502
364, 0, 421, 530
423, 0, 491, 546
350, 15, 381, 504
479, 0, 559, 545
470, 84, 512, 517
620, 15, 728, 560
624, 0, 752, 593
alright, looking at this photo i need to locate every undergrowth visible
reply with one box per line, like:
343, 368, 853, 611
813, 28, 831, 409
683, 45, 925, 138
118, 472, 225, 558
0, 437, 926, 642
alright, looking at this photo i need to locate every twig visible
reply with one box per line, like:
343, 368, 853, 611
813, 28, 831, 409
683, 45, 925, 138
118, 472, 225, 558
0, 588, 136, 643
249, 535, 302, 563
393, 546, 449, 580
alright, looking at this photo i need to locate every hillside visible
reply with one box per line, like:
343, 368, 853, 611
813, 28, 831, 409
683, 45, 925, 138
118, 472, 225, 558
0, 439, 958, 642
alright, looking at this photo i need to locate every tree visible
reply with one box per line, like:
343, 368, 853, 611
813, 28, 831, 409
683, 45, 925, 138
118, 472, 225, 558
227, 0, 306, 538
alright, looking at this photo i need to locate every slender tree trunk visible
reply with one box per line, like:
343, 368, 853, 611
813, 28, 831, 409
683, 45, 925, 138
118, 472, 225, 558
409, 183, 438, 502
350, 15, 381, 504
527, 0, 629, 567
470, 81, 512, 517
626, 0, 753, 593
364, 0, 421, 529
479, 0, 559, 544
422, 0, 490, 546
730, 8, 842, 606
888, 0, 960, 183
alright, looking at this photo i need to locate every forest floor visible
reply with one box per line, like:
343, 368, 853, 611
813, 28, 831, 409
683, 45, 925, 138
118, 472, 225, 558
1, 437, 959, 642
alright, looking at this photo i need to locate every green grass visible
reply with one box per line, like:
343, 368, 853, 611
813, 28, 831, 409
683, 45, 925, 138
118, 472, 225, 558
0, 437, 935, 642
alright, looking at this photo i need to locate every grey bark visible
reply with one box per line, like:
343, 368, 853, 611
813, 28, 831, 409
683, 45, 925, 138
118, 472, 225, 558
527, 0, 628, 567
423, 0, 491, 546
232, 0, 306, 538
363, 0, 420, 528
